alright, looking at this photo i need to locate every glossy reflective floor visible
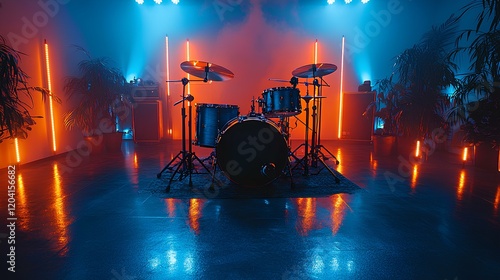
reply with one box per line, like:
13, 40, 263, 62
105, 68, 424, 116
1, 140, 499, 279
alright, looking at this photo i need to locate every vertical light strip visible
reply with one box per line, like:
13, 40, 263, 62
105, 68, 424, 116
44, 40, 57, 152
165, 35, 171, 97
14, 138, 21, 163
462, 147, 468, 162
415, 140, 420, 158
338, 36, 345, 139
186, 39, 191, 97
314, 39, 318, 64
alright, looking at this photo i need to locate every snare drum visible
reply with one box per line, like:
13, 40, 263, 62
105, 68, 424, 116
195, 103, 239, 148
261, 87, 301, 117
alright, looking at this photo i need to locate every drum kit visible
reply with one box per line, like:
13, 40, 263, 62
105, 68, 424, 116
157, 60, 341, 192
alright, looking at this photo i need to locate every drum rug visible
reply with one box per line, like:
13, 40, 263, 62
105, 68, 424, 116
144, 164, 362, 199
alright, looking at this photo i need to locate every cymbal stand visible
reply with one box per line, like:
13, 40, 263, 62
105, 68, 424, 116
304, 67, 340, 182
157, 77, 214, 192
310, 77, 340, 169
290, 79, 312, 171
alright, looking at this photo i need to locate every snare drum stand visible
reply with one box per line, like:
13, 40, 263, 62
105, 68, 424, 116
157, 78, 214, 192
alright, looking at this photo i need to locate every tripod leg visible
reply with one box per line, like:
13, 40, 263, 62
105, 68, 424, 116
209, 158, 217, 192
287, 158, 295, 189
318, 145, 340, 165
166, 154, 187, 192
157, 151, 183, 178
317, 156, 340, 184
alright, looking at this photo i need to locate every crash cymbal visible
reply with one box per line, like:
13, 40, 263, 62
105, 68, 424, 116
292, 63, 337, 78
180, 60, 234, 81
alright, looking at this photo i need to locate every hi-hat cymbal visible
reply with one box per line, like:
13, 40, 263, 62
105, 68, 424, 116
301, 95, 327, 101
292, 63, 337, 78
180, 60, 234, 81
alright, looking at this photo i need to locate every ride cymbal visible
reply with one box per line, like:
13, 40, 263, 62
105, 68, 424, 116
180, 60, 234, 81
292, 63, 337, 78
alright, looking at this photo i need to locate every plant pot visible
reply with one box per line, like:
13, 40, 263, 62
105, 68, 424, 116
474, 144, 499, 171
83, 135, 105, 155
373, 135, 396, 156
103, 132, 123, 153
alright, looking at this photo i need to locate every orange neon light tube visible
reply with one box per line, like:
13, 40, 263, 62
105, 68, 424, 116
165, 35, 170, 97
14, 138, 21, 163
415, 140, 420, 158
338, 36, 345, 139
186, 39, 191, 97
44, 40, 57, 152
314, 39, 318, 64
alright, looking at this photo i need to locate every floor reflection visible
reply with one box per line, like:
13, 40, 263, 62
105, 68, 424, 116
456, 169, 466, 202
188, 199, 203, 235
52, 163, 71, 256
16, 173, 30, 231
494, 186, 500, 216
293, 194, 351, 236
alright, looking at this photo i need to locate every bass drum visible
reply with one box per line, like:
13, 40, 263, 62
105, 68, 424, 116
216, 115, 289, 186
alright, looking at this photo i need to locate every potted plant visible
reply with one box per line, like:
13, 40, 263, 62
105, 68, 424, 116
364, 77, 402, 156
63, 47, 132, 153
448, 0, 500, 170
392, 16, 459, 157
0, 35, 57, 143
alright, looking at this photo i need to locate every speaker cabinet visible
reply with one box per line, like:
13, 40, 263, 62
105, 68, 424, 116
133, 101, 162, 142
341, 91, 375, 141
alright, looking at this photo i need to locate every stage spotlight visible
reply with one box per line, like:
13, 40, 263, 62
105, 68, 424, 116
171, 0, 179, 4
327, 0, 335, 4
361, 0, 369, 3
345, 0, 352, 3
154, 0, 162, 4
135, 0, 144, 4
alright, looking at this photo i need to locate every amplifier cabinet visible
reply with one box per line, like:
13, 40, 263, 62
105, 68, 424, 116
132, 100, 162, 142
341, 91, 376, 141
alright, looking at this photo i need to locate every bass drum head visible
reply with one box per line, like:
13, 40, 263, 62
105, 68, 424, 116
216, 116, 289, 187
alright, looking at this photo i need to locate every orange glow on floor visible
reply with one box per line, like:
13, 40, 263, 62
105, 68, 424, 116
462, 147, 468, 162
52, 163, 70, 256
411, 165, 418, 191
165, 198, 177, 218
336, 148, 343, 174
44, 41, 57, 152
134, 152, 139, 169
330, 194, 348, 235
494, 186, 500, 214
14, 138, 20, 163
188, 198, 203, 234
338, 36, 345, 139
17, 174, 30, 231
457, 169, 466, 201
415, 140, 420, 158
295, 198, 317, 236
